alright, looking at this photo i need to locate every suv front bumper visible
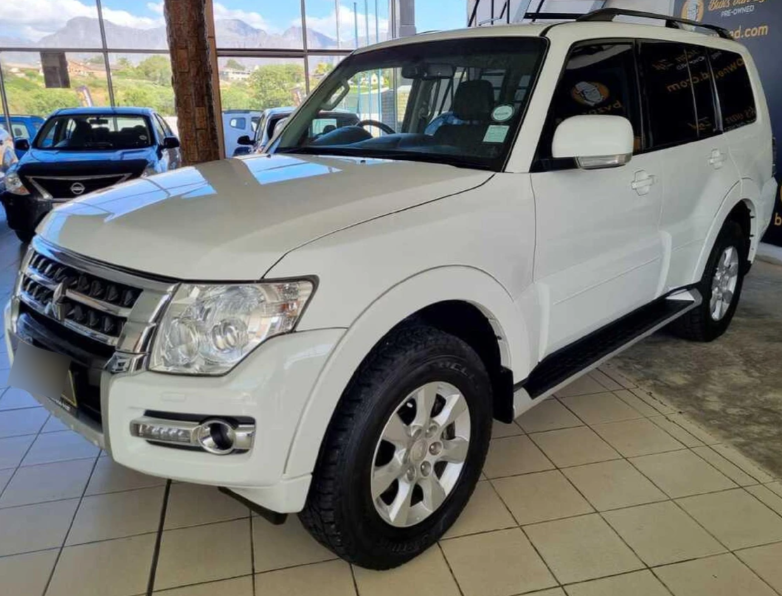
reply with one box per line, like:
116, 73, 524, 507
4, 300, 344, 513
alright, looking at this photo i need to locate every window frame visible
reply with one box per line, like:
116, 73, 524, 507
531, 37, 647, 172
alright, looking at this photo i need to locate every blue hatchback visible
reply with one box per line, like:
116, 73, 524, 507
1, 107, 181, 242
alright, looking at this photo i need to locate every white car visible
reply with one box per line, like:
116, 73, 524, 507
4, 9, 777, 569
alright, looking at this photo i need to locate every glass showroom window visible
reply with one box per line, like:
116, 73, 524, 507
307, 55, 344, 92
109, 53, 175, 116
0, 0, 103, 49
0, 53, 110, 118
219, 57, 307, 111
100, 0, 169, 50
213, 1, 304, 49
305, 0, 391, 50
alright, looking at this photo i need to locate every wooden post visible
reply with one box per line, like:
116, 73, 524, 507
164, 0, 221, 165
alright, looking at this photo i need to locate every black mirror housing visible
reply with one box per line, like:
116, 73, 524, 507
162, 136, 180, 149
236, 135, 254, 146
14, 139, 30, 152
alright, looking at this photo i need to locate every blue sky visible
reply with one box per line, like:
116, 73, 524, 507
0, 0, 468, 42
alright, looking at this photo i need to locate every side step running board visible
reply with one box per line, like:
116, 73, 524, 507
517, 289, 702, 404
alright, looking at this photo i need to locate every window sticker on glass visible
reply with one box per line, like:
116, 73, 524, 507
492, 105, 514, 122
483, 125, 509, 144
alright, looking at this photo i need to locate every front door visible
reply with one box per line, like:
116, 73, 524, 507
531, 41, 665, 356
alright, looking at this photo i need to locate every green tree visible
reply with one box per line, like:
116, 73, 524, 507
248, 64, 304, 110
136, 56, 172, 86
220, 85, 255, 110
225, 59, 245, 71
116, 87, 155, 109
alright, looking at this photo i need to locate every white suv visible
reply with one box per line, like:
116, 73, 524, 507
4, 9, 777, 569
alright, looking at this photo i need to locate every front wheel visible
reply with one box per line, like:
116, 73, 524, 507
671, 220, 747, 342
300, 325, 492, 569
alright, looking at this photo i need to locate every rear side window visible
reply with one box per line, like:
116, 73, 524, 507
685, 45, 718, 138
539, 42, 642, 159
640, 42, 698, 148
709, 49, 757, 131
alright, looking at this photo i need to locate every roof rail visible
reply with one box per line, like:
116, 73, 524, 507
576, 8, 733, 39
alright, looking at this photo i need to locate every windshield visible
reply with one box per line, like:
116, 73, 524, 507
34, 115, 154, 151
272, 37, 546, 171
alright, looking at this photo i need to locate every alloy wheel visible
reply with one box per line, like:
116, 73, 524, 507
710, 245, 740, 321
371, 381, 471, 528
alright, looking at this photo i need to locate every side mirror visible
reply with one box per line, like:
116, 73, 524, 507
232, 146, 252, 157
236, 135, 254, 146
552, 115, 633, 170
162, 136, 180, 150
14, 139, 30, 152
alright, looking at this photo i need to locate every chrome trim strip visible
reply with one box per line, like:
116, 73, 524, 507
64, 289, 132, 318
117, 321, 156, 354
30, 174, 132, 181
512, 289, 703, 418
25, 270, 58, 291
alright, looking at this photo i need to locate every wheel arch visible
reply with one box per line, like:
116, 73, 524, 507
694, 185, 759, 282
283, 266, 532, 479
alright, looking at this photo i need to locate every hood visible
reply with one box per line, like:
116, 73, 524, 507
39, 154, 492, 280
19, 147, 154, 175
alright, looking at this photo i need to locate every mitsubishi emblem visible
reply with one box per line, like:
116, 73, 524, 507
48, 282, 67, 322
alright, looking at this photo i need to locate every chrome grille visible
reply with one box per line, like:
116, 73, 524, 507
19, 252, 143, 347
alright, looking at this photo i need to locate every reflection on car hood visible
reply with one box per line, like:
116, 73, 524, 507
39, 153, 493, 280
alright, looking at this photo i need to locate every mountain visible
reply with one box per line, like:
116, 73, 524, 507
1, 17, 342, 63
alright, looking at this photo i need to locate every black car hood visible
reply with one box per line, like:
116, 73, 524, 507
18, 147, 154, 176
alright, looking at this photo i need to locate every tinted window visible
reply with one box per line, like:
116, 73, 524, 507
540, 43, 642, 159
685, 45, 718, 138
35, 115, 153, 150
641, 42, 697, 148
710, 49, 757, 131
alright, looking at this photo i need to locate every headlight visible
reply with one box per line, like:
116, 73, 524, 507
150, 280, 314, 375
5, 169, 29, 196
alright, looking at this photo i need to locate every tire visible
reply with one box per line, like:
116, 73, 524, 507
671, 220, 747, 342
300, 324, 492, 569
15, 228, 34, 243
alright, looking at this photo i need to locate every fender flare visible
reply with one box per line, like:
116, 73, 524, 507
693, 182, 758, 282
283, 265, 531, 478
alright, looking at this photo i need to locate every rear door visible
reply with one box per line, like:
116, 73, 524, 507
638, 41, 740, 291
531, 41, 665, 356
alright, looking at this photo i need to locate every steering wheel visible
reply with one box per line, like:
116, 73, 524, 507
357, 119, 395, 135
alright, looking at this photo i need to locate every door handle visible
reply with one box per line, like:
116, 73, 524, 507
631, 170, 656, 196
709, 149, 727, 169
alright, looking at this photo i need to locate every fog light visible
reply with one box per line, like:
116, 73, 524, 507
129, 415, 255, 454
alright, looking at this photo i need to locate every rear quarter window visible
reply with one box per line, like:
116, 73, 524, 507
709, 49, 757, 131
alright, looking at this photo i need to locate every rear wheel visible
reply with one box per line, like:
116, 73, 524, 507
671, 220, 747, 342
300, 325, 492, 569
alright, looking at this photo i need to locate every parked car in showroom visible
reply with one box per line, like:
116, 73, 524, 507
1, 107, 181, 242
232, 107, 361, 156
0, 115, 46, 159
222, 109, 262, 157
0, 125, 17, 191
3, 9, 776, 570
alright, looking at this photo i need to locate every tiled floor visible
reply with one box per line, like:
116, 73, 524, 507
1, 223, 781, 595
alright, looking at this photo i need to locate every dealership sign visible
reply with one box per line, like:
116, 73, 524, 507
676, 0, 782, 246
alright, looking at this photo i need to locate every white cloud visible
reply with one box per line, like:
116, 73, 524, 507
0, 0, 162, 41
305, 3, 389, 44
147, 2, 164, 16
212, 2, 273, 32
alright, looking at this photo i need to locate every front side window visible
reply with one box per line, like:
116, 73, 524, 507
539, 42, 642, 159
272, 37, 547, 171
34, 115, 153, 150
640, 42, 698, 149
710, 49, 757, 131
